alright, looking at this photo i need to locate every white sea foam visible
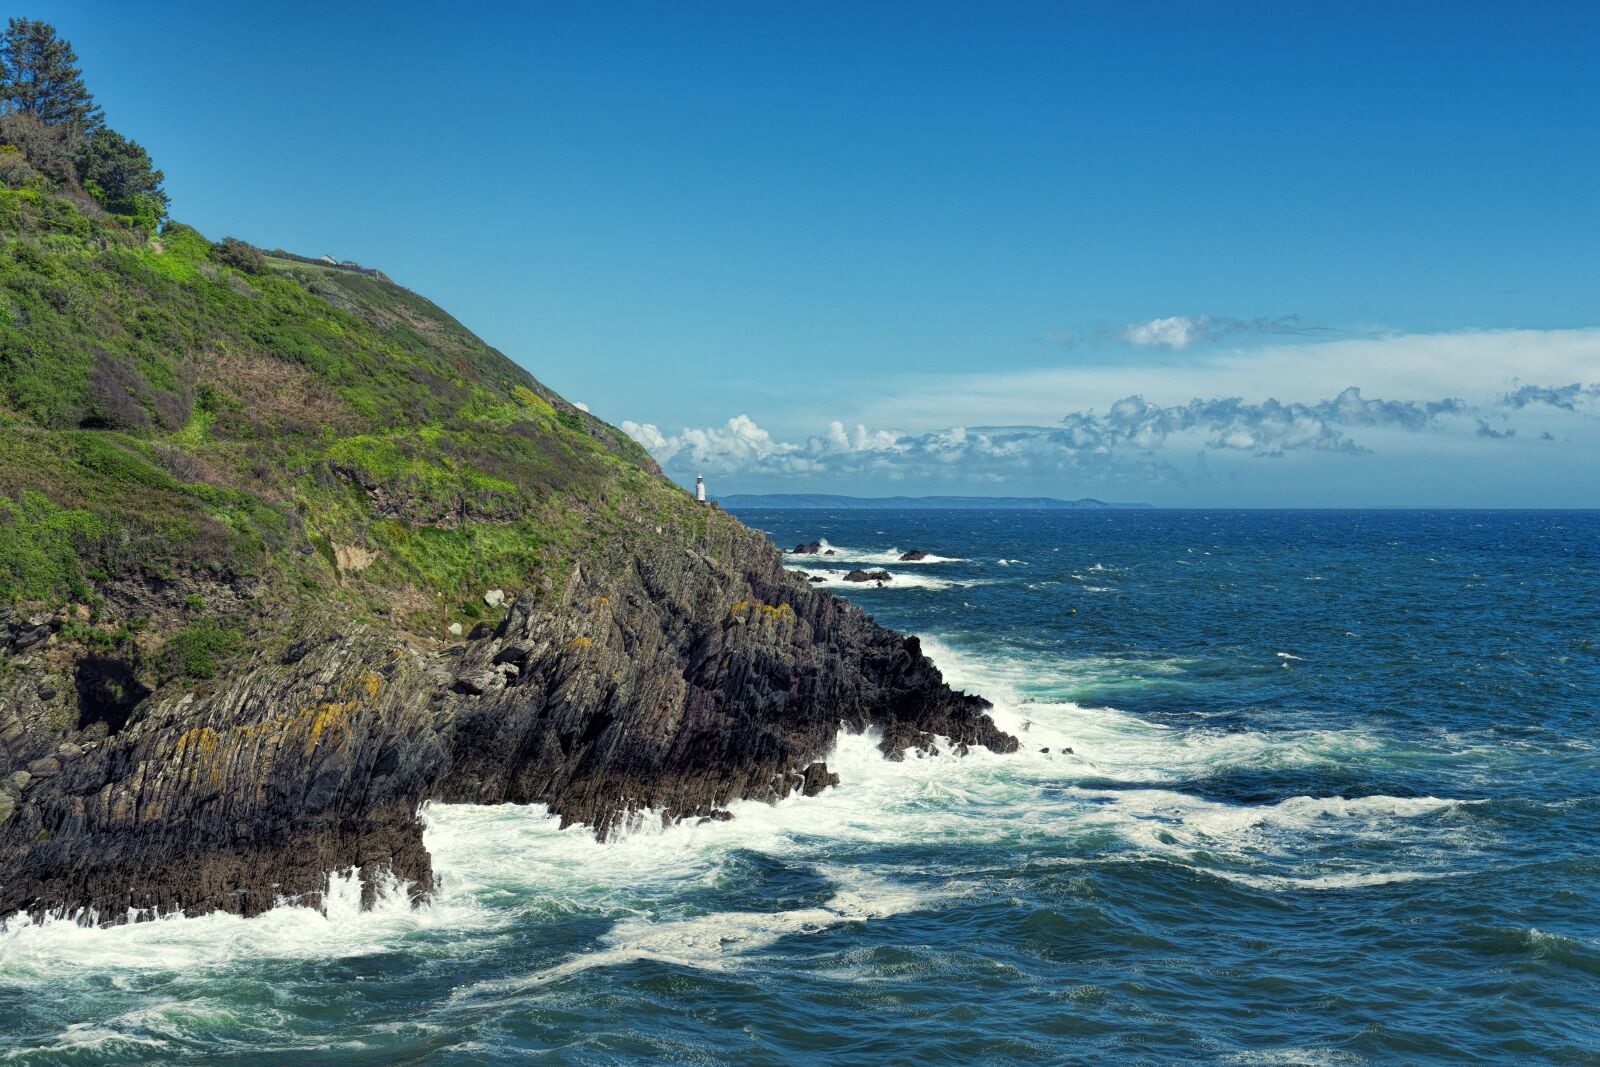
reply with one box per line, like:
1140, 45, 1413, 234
783, 539, 964, 565
783, 565, 984, 591
0, 626, 1475, 1000
458, 866, 928, 993
0, 866, 471, 985
918, 636, 1379, 783
0, 1024, 169, 1060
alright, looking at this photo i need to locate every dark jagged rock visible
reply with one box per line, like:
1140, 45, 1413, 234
0, 513, 1014, 921
899, 550, 929, 561
10, 623, 51, 651
789, 541, 823, 554
844, 569, 893, 583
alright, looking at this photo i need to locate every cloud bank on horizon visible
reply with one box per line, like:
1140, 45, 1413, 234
621, 324, 1600, 506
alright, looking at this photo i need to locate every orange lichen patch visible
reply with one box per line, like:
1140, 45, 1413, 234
174, 726, 218, 756
569, 636, 592, 648
359, 671, 382, 699
304, 699, 357, 757
730, 599, 794, 623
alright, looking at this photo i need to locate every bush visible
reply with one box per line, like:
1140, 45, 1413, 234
212, 237, 267, 275
161, 618, 243, 679
0, 110, 77, 185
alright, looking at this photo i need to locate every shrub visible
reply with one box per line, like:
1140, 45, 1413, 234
0, 103, 80, 185
161, 618, 243, 679
212, 236, 267, 275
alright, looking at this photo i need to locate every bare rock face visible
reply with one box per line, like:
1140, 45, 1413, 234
0, 520, 1013, 921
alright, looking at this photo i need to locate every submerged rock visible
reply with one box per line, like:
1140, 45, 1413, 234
899, 550, 929, 561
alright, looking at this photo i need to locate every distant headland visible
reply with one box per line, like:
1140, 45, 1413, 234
714, 494, 1152, 510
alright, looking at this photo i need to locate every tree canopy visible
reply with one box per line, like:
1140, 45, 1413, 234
0, 17, 102, 130
78, 126, 167, 222
0, 19, 166, 226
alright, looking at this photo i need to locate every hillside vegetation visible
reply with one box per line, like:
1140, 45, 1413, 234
0, 178, 703, 668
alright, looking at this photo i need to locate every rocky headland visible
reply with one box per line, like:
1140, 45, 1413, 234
0, 186, 1014, 922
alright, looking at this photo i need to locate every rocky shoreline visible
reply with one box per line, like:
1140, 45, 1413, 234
0, 508, 1014, 921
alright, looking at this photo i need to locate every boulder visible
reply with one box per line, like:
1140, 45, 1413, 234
483, 589, 506, 608
26, 757, 60, 778
898, 550, 929, 561
10, 623, 51, 650
801, 761, 840, 796
452, 669, 498, 696
788, 541, 823, 554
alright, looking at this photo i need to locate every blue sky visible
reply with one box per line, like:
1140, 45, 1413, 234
30, 1, 1600, 504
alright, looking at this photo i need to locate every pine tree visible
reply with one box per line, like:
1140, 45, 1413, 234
0, 18, 103, 131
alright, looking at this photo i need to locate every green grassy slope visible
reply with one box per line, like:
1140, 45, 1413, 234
0, 185, 689, 673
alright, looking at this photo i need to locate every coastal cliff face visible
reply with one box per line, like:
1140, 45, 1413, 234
0, 188, 1013, 920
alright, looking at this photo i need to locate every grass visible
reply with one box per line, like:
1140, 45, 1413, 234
0, 181, 697, 691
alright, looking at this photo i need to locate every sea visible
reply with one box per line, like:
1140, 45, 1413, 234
1, 509, 1596, 1065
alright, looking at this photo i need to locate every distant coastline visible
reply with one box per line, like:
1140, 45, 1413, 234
714, 493, 1152, 510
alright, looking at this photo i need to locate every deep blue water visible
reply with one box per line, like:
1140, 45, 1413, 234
2, 509, 1597, 1064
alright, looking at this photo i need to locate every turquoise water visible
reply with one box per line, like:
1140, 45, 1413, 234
2, 509, 1596, 1064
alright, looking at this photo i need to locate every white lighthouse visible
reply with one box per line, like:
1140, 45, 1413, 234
695, 474, 706, 502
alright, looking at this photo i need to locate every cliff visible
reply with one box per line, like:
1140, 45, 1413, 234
0, 188, 1014, 920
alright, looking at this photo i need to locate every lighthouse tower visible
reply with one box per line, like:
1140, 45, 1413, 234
695, 474, 706, 502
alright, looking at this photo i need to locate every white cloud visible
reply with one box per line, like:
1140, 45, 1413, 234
1123, 315, 1206, 349
629, 386, 1491, 486
1115, 313, 1326, 350
622, 329, 1600, 501
858, 328, 1600, 430
573, 401, 590, 412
